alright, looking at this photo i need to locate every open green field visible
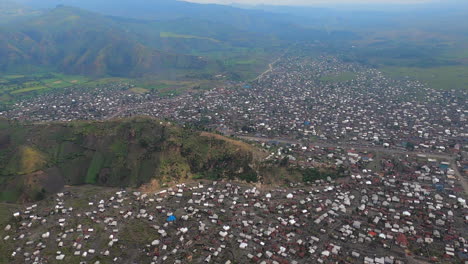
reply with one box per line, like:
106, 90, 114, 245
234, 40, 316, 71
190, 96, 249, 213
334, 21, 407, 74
160, 31, 220, 43
0, 70, 225, 108
381, 66, 468, 90
129, 87, 150, 94
10, 86, 48, 94
223, 58, 257, 66
58, 74, 89, 84
137, 80, 219, 97
85, 77, 129, 86
0, 73, 90, 105
3, 75, 25, 79
0, 190, 22, 202
439, 48, 468, 61
320, 71, 357, 82
192, 47, 274, 81
139, 82, 171, 91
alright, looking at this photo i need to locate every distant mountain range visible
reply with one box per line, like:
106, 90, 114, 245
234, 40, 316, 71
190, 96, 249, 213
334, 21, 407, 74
0, 5, 217, 77
0, 0, 39, 21
0, 0, 465, 78
14, 0, 293, 29
0, 0, 358, 78
0, 0, 280, 77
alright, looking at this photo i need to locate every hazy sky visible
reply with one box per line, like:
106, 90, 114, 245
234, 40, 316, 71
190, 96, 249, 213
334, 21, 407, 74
184, 0, 434, 5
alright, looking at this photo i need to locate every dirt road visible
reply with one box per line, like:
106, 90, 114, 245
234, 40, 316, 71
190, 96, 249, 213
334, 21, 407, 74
238, 135, 450, 159
238, 135, 468, 195
254, 57, 280, 81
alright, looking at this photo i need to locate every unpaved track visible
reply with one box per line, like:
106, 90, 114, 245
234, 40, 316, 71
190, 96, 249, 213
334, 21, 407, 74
239, 135, 468, 195
254, 57, 280, 81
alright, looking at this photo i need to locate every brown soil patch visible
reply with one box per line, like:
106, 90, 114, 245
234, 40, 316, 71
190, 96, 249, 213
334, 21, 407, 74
139, 179, 162, 193
24, 168, 65, 194
200, 132, 267, 160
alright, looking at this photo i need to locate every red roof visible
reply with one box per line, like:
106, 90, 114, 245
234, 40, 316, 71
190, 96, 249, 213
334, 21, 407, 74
397, 233, 409, 247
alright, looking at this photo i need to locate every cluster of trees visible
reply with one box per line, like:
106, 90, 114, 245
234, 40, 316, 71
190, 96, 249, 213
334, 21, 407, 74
302, 166, 346, 183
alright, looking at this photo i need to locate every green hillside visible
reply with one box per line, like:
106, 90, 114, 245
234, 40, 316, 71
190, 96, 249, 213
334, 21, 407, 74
0, 6, 212, 77
0, 5, 283, 80
0, 117, 261, 202
0, 0, 40, 23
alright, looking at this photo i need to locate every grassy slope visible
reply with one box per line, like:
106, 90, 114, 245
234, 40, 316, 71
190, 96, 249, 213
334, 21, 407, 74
320, 71, 357, 82
0, 6, 207, 78
0, 5, 283, 81
311, 5, 468, 91
160, 31, 220, 43
0, 117, 261, 202
359, 35, 468, 90
381, 65, 468, 90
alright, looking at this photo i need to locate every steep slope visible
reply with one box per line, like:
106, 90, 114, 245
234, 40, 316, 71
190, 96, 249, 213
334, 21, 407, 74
0, 117, 261, 202
0, 6, 208, 76
0, 2, 358, 78
0, 0, 39, 23
16, 0, 293, 30
15, 0, 353, 43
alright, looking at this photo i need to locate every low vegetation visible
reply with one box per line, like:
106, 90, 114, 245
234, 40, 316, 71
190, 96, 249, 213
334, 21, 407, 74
381, 66, 468, 90
0, 73, 89, 105
319, 71, 357, 83
0, 117, 262, 202
160, 31, 220, 43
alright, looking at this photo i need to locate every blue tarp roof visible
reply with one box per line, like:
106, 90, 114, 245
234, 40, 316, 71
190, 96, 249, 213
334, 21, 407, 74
166, 215, 176, 222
